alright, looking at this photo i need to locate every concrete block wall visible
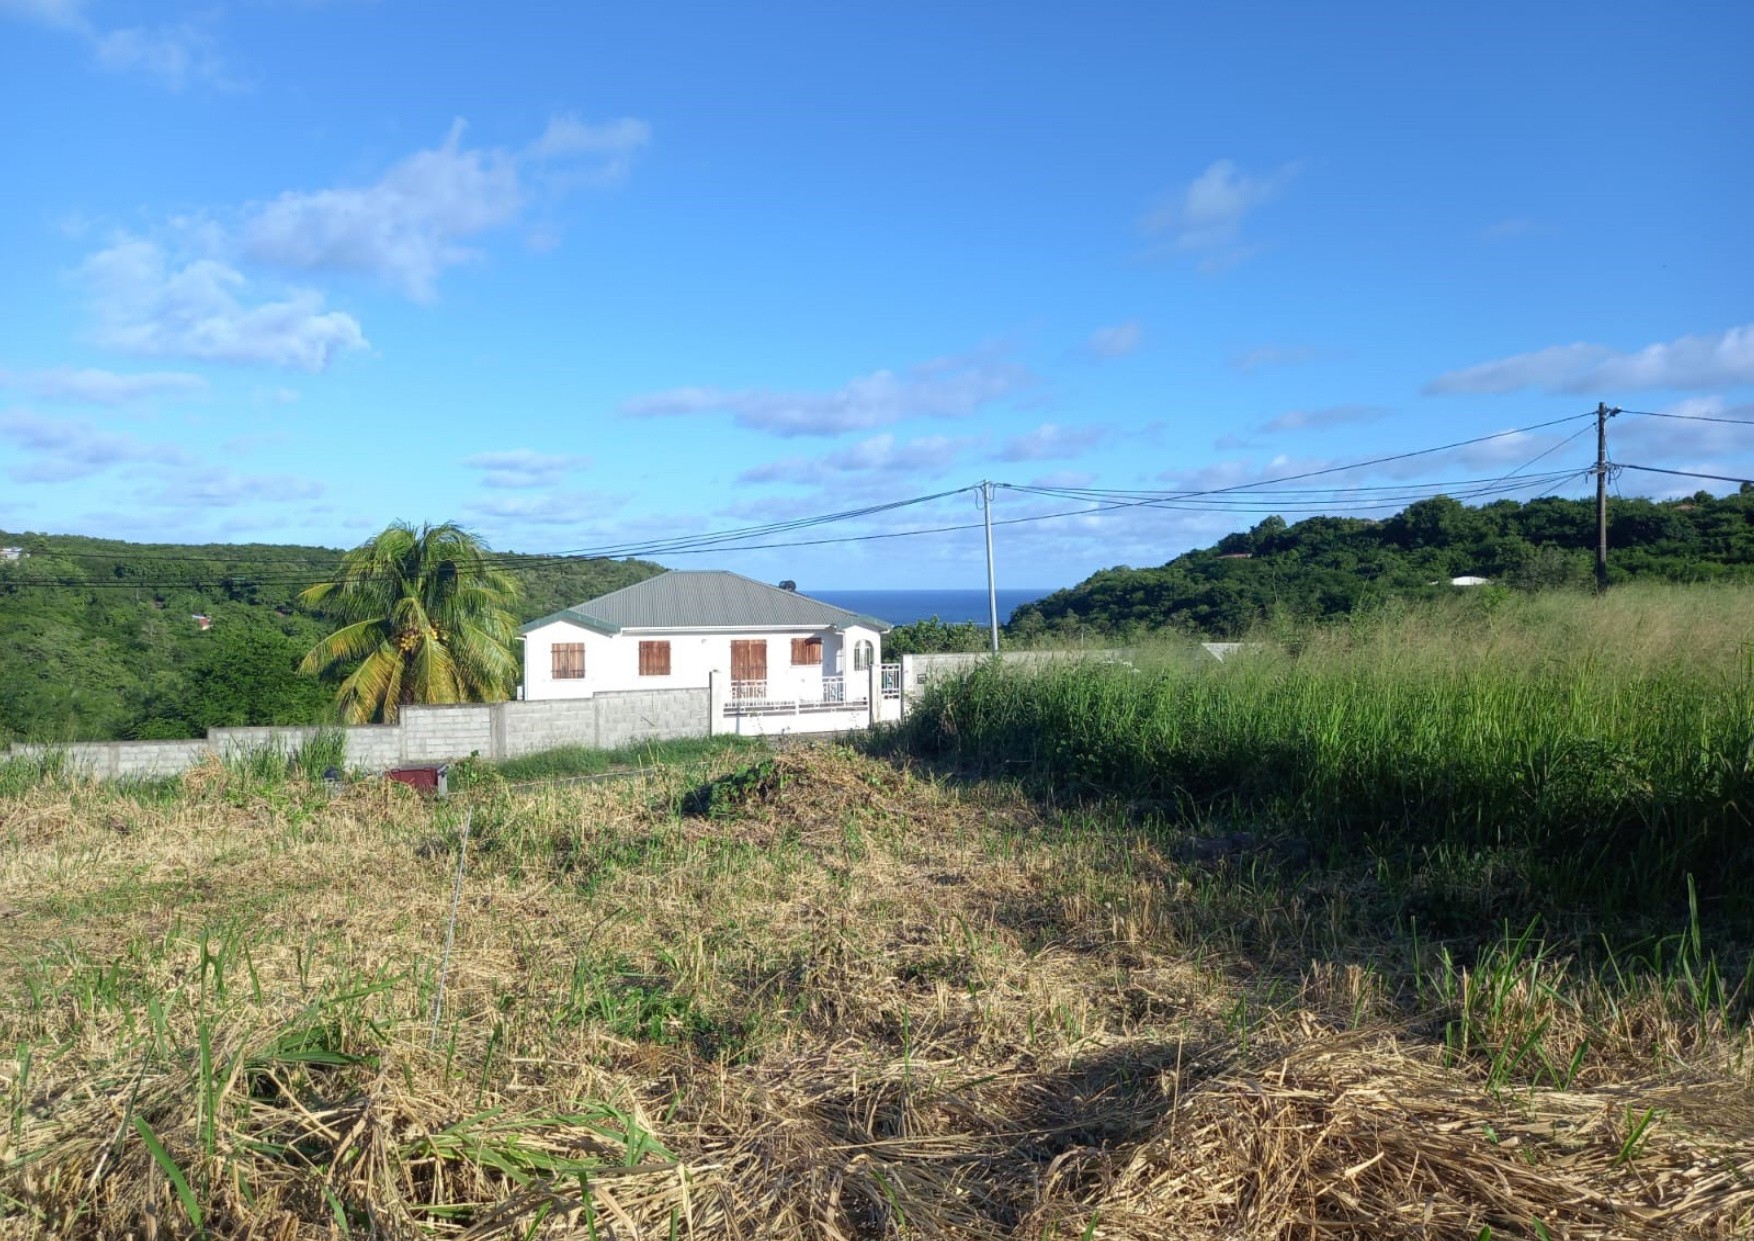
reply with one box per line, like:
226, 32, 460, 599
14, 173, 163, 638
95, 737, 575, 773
343, 727, 404, 769
4, 688, 733, 781
401, 704, 495, 764
499, 699, 600, 758
209, 724, 401, 771
594, 688, 711, 749
113, 740, 212, 778
31, 739, 209, 780
210, 725, 322, 755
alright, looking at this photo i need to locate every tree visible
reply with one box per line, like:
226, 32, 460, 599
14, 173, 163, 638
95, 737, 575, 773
132, 622, 333, 738
299, 522, 523, 724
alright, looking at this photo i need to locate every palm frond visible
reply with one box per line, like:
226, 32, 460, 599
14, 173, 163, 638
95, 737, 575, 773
302, 520, 524, 721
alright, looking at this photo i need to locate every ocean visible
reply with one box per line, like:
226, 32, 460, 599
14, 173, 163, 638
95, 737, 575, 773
810, 588, 1053, 627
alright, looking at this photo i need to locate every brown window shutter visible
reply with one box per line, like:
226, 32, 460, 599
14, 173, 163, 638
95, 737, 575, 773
639, 640, 671, 676
552, 642, 585, 678
791, 636, 822, 665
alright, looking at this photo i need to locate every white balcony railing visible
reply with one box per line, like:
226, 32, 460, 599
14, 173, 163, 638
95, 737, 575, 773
725, 676, 868, 716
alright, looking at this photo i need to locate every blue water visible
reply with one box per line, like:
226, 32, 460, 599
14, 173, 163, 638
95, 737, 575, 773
811, 588, 1053, 627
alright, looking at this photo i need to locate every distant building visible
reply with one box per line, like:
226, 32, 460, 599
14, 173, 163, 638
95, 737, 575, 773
191, 614, 213, 630
0, 547, 23, 561
521, 570, 899, 734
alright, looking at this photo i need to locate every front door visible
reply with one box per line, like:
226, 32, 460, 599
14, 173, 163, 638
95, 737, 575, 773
730, 639, 767, 697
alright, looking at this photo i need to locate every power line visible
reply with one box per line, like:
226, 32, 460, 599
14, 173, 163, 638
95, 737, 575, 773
1620, 409, 1754, 427
15, 412, 1595, 576
16, 487, 979, 567
998, 411, 1596, 506
1618, 464, 1754, 487
0, 408, 1730, 593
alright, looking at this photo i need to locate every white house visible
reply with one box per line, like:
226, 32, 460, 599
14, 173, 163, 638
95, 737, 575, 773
520, 571, 901, 735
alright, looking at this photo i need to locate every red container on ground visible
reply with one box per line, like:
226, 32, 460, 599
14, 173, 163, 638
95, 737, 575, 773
386, 765, 448, 797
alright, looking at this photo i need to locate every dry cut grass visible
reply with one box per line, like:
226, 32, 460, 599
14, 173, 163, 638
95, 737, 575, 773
0, 745, 1750, 1238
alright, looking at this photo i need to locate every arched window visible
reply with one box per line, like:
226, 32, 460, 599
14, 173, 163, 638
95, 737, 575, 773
852, 640, 874, 672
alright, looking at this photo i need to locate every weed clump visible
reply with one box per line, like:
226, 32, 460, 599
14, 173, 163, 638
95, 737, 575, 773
893, 585, 1754, 930
682, 756, 791, 819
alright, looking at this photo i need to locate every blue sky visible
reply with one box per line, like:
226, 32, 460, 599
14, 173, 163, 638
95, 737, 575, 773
2, 1, 1750, 590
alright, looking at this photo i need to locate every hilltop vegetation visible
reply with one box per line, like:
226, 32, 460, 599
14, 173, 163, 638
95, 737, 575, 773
1010, 489, 1754, 637
0, 531, 661, 743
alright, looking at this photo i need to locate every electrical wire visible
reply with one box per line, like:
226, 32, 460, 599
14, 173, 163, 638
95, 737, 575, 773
996, 412, 1596, 506
1617, 464, 1754, 487
0, 467, 1599, 589
0, 407, 1723, 593
1620, 409, 1754, 427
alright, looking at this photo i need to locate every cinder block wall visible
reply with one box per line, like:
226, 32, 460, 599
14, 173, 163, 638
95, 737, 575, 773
594, 688, 711, 749
499, 700, 600, 758
401, 704, 495, 763
2, 690, 713, 780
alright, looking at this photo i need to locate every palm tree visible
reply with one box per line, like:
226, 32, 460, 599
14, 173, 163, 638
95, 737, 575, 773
299, 521, 523, 724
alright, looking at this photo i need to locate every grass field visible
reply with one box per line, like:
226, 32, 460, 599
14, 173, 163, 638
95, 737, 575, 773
2, 721, 1752, 1237
892, 584, 1754, 934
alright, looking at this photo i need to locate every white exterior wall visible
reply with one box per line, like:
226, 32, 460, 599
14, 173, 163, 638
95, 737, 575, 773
523, 621, 884, 702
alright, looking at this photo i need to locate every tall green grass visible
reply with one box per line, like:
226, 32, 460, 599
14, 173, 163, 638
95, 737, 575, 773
893, 585, 1754, 926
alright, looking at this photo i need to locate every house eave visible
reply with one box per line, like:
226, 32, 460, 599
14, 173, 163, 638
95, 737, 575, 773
519, 609, 622, 637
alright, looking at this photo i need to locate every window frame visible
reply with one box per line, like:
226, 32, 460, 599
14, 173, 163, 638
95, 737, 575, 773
551, 641, 586, 679
638, 639, 672, 677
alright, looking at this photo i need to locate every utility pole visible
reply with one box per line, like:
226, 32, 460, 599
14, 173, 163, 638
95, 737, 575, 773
981, 480, 999, 654
1595, 402, 1619, 594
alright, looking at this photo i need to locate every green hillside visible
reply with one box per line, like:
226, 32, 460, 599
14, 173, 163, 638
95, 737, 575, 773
1008, 489, 1754, 638
0, 532, 662, 743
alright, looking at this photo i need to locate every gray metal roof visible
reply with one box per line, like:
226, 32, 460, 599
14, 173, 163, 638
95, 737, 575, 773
520, 571, 892, 636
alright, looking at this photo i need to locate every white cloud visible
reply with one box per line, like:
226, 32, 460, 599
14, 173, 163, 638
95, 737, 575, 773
1088, 321, 1142, 359
1142, 159, 1300, 270
625, 351, 1037, 437
464, 489, 627, 527
134, 466, 323, 508
79, 238, 367, 372
526, 115, 652, 183
245, 121, 521, 300
999, 423, 1105, 462
464, 448, 590, 489
1260, 405, 1388, 434
0, 407, 191, 482
0, 366, 207, 404
738, 433, 975, 484
1157, 452, 1330, 496
245, 116, 649, 299
1426, 324, 1754, 395
2, 1, 228, 88
1028, 470, 1096, 489
93, 23, 225, 90
1230, 343, 1318, 373
0, 0, 84, 28
1615, 397, 1754, 462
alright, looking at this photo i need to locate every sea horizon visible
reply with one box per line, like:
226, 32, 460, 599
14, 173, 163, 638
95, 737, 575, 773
809, 587, 1054, 627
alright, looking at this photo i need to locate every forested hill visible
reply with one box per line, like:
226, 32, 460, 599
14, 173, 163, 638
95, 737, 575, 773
1008, 489, 1754, 639
0, 531, 662, 743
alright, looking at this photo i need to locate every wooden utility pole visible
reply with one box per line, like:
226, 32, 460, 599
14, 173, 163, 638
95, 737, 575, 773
981, 480, 1000, 654
1595, 402, 1618, 593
